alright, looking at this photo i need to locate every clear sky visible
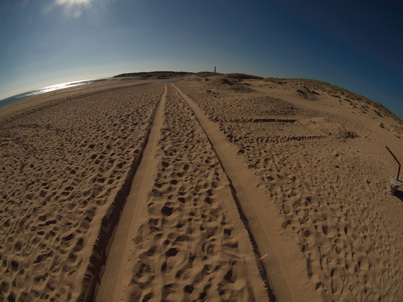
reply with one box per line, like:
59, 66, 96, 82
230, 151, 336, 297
0, 0, 402, 118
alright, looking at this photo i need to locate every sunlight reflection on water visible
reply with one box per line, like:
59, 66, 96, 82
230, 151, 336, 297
0, 80, 95, 108
28, 80, 90, 96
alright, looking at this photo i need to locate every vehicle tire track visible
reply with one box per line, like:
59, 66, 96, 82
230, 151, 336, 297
124, 85, 267, 301
173, 84, 322, 302
170, 85, 276, 301
94, 84, 167, 302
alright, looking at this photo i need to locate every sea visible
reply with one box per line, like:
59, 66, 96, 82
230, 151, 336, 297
0, 79, 103, 108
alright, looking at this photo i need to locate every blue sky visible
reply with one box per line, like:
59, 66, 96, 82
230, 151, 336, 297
0, 0, 402, 118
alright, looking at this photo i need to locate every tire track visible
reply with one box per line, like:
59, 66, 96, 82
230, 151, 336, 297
94, 84, 167, 302
124, 85, 267, 301
173, 84, 322, 302
172, 85, 275, 300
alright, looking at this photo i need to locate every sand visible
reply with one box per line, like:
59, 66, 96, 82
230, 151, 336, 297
176, 75, 403, 301
0, 74, 402, 301
0, 79, 162, 301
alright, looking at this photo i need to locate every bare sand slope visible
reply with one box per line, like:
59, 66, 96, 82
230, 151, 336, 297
0, 81, 162, 301
176, 75, 403, 301
96, 84, 267, 301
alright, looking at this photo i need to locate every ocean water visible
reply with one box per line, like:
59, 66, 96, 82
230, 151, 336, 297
0, 79, 101, 108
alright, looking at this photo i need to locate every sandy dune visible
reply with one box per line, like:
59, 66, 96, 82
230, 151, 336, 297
1, 74, 402, 301
176, 75, 403, 301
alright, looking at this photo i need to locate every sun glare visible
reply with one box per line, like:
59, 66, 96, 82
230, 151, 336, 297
56, 0, 93, 18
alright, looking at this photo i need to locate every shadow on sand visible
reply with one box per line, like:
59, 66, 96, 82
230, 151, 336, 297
394, 190, 403, 202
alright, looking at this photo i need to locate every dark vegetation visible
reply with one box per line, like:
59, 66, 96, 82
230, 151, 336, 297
114, 71, 192, 79
225, 73, 263, 80
195, 72, 221, 77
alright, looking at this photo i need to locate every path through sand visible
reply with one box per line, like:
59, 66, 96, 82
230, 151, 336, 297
95, 85, 168, 300
96, 84, 268, 301
173, 84, 321, 302
175, 75, 403, 301
0, 82, 162, 301
3, 76, 402, 301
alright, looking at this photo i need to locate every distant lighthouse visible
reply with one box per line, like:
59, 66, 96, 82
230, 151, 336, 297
214, 66, 216, 73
